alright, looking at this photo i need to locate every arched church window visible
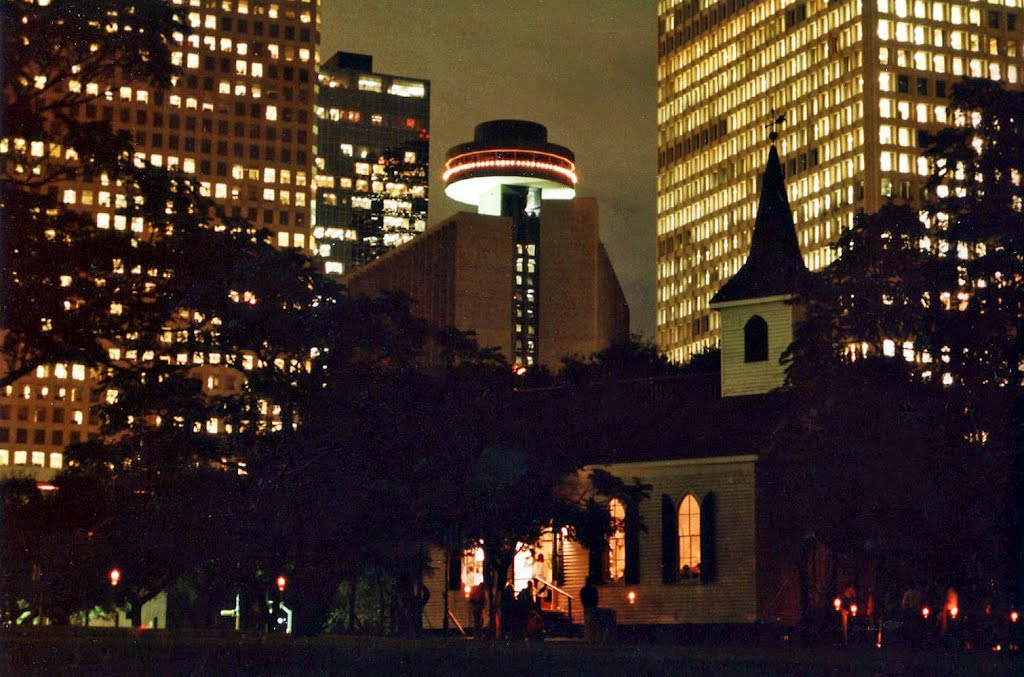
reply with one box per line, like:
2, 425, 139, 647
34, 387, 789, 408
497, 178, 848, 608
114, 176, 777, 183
678, 494, 701, 578
744, 315, 769, 362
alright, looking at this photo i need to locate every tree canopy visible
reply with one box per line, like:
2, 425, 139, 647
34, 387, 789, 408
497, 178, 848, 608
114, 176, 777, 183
780, 78, 1024, 620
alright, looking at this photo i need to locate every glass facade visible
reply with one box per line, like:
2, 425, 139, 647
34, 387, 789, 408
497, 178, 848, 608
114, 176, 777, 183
314, 53, 430, 276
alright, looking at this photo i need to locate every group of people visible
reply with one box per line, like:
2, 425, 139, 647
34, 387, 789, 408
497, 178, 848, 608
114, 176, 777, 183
468, 579, 546, 641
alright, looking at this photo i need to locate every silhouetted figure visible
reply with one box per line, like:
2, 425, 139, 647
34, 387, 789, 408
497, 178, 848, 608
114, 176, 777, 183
469, 583, 486, 639
580, 576, 599, 643
499, 582, 516, 640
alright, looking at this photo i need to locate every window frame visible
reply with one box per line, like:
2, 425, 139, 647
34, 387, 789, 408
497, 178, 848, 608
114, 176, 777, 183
678, 494, 702, 578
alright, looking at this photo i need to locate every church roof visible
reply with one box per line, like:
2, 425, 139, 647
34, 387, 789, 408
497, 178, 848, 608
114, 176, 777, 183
710, 144, 809, 305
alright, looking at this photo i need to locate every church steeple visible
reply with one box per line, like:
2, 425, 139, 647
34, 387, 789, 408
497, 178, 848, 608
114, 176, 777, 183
710, 144, 808, 305
710, 139, 809, 398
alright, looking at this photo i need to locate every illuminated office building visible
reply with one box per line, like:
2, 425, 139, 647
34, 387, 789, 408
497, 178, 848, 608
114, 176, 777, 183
656, 0, 1024, 361
0, 0, 320, 480
314, 52, 430, 276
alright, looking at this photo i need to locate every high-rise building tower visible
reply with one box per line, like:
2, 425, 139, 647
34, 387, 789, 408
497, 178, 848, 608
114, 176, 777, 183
314, 52, 430, 276
346, 120, 629, 370
1, 0, 320, 480
443, 120, 578, 366
656, 0, 1024, 362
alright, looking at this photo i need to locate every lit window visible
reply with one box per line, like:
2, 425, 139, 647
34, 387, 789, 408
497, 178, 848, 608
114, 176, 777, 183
608, 498, 626, 582
459, 545, 485, 591
186, 53, 199, 69
388, 81, 426, 98
266, 106, 278, 121
678, 495, 701, 577
358, 76, 382, 92
71, 364, 85, 380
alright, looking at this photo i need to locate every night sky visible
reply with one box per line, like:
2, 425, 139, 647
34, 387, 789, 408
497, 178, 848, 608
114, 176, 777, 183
321, 1, 658, 337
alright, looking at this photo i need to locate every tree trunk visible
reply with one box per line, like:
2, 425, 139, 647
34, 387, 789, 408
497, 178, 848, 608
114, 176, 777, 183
347, 578, 357, 633
129, 598, 143, 628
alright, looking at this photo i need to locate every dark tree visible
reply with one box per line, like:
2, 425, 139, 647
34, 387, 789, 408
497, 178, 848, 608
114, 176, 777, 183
1, 0, 183, 387
781, 78, 1024, 624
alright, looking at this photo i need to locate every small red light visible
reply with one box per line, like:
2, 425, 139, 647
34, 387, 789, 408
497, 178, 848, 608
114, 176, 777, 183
276, 575, 287, 592
1011, 610, 1019, 623
627, 591, 637, 604
36, 483, 58, 492
950, 606, 958, 619
833, 597, 842, 611
922, 606, 930, 619
109, 569, 121, 587
850, 604, 858, 616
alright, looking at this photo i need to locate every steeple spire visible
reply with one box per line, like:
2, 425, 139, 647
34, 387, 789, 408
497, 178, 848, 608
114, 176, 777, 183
710, 141, 808, 305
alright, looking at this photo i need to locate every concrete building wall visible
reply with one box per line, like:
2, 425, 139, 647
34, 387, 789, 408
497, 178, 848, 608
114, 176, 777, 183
538, 199, 628, 367
347, 204, 627, 370
717, 297, 795, 398
597, 243, 631, 350
344, 212, 513, 360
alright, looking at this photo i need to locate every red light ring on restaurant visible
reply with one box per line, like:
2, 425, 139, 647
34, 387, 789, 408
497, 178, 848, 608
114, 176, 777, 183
443, 149, 578, 186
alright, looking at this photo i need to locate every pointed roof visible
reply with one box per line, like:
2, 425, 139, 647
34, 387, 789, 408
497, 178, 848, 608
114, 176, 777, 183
710, 144, 809, 305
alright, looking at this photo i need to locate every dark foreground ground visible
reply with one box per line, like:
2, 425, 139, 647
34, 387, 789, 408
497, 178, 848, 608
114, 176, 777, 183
1, 629, 1021, 676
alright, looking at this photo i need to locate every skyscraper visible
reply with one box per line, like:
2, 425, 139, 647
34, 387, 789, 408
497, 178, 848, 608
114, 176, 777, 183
346, 120, 629, 370
1, 0, 320, 480
656, 0, 1024, 361
314, 52, 430, 276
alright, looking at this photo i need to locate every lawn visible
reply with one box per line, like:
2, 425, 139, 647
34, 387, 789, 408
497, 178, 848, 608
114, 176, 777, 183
2, 629, 1021, 676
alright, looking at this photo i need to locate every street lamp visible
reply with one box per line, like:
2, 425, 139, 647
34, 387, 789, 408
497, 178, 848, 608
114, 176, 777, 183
109, 569, 122, 628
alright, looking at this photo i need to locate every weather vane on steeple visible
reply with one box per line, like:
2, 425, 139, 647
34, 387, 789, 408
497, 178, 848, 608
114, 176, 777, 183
766, 111, 786, 142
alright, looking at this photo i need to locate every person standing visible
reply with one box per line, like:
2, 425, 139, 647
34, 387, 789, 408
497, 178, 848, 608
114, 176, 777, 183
469, 582, 487, 639
499, 581, 516, 640
580, 576, 599, 643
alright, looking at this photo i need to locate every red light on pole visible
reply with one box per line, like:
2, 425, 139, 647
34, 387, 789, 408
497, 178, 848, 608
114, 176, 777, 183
1010, 610, 1019, 623
109, 569, 121, 587
950, 606, 958, 619
276, 575, 287, 593
833, 597, 842, 611
921, 606, 930, 619
850, 604, 858, 617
